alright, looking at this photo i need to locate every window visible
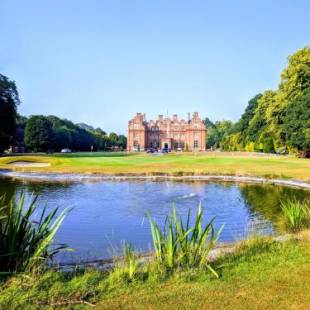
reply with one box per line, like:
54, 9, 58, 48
194, 140, 199, 148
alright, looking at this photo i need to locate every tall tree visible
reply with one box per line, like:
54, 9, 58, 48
203, 117, 215, 129
24, 116, 54, 152
0, 74, 20, 153
235, 94, 263, 137
279, 46, 310, 103
283, 91, 310, 157
116, 135, 127, 149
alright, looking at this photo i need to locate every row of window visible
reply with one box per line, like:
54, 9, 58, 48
133, 141, 200, 149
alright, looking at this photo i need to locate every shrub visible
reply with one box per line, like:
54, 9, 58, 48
148, 204, 223, 277
0, 193, 69, 275
280, 199, 310, 232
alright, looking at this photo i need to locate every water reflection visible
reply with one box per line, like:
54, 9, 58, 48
0, 177, 309, 264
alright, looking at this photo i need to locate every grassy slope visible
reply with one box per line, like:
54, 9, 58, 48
1, 239, 310, 309
1, 152, 310, 181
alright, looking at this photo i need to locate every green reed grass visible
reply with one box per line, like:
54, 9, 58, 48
0, 193, 69, 275
280, 199, 310, 232
148, 203, 223, 277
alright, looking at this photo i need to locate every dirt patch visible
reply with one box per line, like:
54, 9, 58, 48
8, 161, 50, 168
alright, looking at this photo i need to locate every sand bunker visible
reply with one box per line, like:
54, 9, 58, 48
8, 161, 50, 167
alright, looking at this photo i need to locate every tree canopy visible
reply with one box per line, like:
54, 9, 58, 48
283, 91, 310, 156
24, 116, 54, 152
22, 114, 127, 152
0, 74, 20, 153
217, 46, 310, 156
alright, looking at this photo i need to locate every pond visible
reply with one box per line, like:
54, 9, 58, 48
0, 176, 309, 264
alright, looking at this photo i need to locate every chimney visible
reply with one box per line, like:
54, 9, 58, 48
188, 112, 190, 122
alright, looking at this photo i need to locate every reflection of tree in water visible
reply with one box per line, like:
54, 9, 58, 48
240, 184, 310, 224
0, 177, 17, 204
0, 177, 73, 204
20, 181, 72, 196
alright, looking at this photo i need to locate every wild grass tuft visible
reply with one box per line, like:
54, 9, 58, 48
0, 193, 70, 276
280, 199, 310, 232
109, 242, 141, 284
148, 203, 223, 277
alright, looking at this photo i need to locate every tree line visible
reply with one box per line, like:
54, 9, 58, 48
20, 115, 127, 152
204, 46, 310, 157
0, 74, 126, 153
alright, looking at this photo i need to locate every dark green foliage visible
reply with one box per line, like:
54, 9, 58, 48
262, 136, 274, 153
53, 127, 72, 150
0, 74, 20, 153
115, 135, 127, 149
283, 91, 310, 153
22, 114, 126, 152
24, 115, 54, 152
235, 94, 263, 135
13, 114, 28, 148
203, 117, 215, 129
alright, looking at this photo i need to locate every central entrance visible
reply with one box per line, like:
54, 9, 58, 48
161, 138, 172, 150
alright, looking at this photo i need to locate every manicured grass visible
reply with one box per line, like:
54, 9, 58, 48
1, 238, 310, 309
1, 152, 310, 181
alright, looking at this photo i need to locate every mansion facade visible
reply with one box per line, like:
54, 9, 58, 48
127, 112, 206, 152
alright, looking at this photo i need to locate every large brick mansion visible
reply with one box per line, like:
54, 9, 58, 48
127, 112, 206, 152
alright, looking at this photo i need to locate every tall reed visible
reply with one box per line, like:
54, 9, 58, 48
0, 193, 69, 275
148, 204, 223, 277
280, 199, 310, 232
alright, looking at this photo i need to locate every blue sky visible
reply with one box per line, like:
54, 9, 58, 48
1, 1, 310, 134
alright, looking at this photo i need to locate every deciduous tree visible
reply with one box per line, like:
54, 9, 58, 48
0, 74, 20, 153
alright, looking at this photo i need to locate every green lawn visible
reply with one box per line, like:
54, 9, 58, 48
1, 152, 310, 181
1, 237, 310, 309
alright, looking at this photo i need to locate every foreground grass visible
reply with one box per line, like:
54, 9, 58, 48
1, 238, 310, 309
1, 152, 310, 181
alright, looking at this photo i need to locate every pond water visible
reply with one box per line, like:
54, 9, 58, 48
1, 176, 309, 264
